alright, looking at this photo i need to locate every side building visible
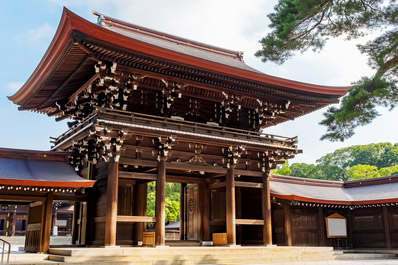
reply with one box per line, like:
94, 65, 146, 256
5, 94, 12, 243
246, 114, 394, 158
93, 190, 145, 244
7, 9, 346, 249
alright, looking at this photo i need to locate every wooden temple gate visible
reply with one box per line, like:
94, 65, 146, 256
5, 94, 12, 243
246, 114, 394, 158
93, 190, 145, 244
7, 9, 346, 248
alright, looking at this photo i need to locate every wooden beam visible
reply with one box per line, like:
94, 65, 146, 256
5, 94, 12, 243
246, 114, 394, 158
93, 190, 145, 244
119, 171, 157, 180
209, 182, 226, 190
200, 183, 210, 241
166, 162, 227, 174
234, 169, 263, 177
94, 216, 106, 223
262, 173, 272, 245
0, 194, 46, 201
104, 159, 118, 246
226, 167, 236, 245
155, 159, 166, 246
235, 219, 264, 225
41, 193, 53, 252
117, 215, 156, 223
235, 181, 262, 188
119, 158, 158, 167
283, 204, 292, 246
383, 206, 392, 248
209, 219, 226, 226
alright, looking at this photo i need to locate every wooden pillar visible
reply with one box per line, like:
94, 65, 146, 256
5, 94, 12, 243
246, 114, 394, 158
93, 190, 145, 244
71, 202, 81, 245
41, 193, 53, 252
200, 183, 210, 241
105, 159, 119, 246
318, 207, 326, 246
262, 173, 272, 245
236, 187, 242, 244
347, 209, 354, 248
180, 183, 186, 240
11, 210, 17, 236
133, 182, 148, 243
226, 167, 236, 245
283, 204, 292, 246
155, 158, 166, 246
383, 206, 392, 248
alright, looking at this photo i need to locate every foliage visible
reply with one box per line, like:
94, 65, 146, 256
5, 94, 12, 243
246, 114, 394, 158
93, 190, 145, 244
279, 142, 398, 181
272, 161, 292, 175
256, 0, 398, 141
147, 182, 180, 222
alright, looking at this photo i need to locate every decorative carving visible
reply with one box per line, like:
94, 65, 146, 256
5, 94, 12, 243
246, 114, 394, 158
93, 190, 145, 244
255, 99, 291, 127
257, 149, 296, 172
221, 92, 243, 120
56, 61, 146, 120
188, 198, 195, 214
152, 136, 176, 161
161, 80, 187, 113
222, 145, 246, 168
188, 143, 207, 164
67, 127, 128, 171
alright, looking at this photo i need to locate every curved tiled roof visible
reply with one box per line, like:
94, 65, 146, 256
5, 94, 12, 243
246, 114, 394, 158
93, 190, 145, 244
270, 175, 398, 205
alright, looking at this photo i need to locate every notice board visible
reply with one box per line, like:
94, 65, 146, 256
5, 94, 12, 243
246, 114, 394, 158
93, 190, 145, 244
325, 213, 347, 238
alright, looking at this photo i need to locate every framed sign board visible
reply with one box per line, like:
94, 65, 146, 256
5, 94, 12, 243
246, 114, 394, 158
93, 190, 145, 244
325, 213, 347, 238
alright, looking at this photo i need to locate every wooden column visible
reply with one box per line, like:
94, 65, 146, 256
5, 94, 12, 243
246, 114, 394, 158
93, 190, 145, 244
347, 209, 354, 248
180, 183, 186, 240
236, 187, 242, 244
155, 158, 166, 246
200, 183, 210, 241
71, 202, 81, 245
318, 207, 326, 246
41, 192, 53, 252
11, 211, 17, 236
383, 206, 392, 248
262, 173, 272, 245
133, 182, 148, 243
283, 204, 292, 246
105, 159, 119, 246
226, 167, 236, 245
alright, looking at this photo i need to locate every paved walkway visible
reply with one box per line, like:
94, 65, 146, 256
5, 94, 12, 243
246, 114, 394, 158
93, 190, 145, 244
274, 261, 398, 265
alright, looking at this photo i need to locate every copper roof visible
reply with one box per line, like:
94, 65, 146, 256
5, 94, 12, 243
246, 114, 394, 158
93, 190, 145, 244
8, 8, 347, 119
0, 148, 95, 188
270, 175, 398, 205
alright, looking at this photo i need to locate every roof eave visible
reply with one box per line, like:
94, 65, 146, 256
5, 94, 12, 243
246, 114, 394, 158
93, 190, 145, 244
9, 8, 348, 108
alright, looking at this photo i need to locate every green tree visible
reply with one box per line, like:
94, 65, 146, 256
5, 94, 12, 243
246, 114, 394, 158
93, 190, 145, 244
272, 161, 292, 175
377, 165, 398, 177
256, 0, 398, 141
346, 164, 379, 180
146, 182, 180, 222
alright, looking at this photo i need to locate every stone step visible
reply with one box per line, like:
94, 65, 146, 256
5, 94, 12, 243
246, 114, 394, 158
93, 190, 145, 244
337, 253, 397, 260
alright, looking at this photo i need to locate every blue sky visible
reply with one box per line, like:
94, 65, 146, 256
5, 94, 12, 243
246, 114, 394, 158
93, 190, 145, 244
0, 0, 396, 164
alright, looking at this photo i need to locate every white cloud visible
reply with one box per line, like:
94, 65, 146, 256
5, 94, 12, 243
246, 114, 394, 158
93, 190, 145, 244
6, 81, 24, 93
27, 23, 55, 42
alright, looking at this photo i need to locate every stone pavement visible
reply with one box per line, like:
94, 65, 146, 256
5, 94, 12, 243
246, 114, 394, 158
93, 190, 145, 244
273, 260, 398, 265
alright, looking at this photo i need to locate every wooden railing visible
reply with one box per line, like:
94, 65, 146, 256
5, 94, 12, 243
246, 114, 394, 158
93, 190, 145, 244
53, 108, 299, 150
0, 238, 11, 265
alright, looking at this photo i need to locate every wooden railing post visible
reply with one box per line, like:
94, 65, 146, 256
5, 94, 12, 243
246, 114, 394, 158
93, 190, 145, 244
155, 158, 166, 246
105, 159, 119, 246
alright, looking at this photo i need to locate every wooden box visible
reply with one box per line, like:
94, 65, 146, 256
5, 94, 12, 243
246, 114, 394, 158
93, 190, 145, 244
212, 233, 227, 246
142, 232, 155, 247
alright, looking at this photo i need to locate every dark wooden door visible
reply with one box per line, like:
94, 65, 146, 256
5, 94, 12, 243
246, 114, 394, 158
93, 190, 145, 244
25, 202, 44, 252
186, 184, 201, 240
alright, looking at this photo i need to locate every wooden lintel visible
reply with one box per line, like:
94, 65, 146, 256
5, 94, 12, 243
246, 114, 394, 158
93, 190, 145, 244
236, 219, 264, 225
119, 158, 158, 167
117, 215, 156, 223
119, 171, 157, 180
0, 194, 46, 201
167, 175, 207, 183
235, 181, 263, 189
209, 219, 226, 226
166, 162, 227, 174
209, 182, 226, 190
94, 216, 106, 223
235, 169, 263, 177
53, 194, 87, 201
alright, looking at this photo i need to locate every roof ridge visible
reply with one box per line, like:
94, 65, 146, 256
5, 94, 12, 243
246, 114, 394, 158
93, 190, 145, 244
92, 10, 245, 61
